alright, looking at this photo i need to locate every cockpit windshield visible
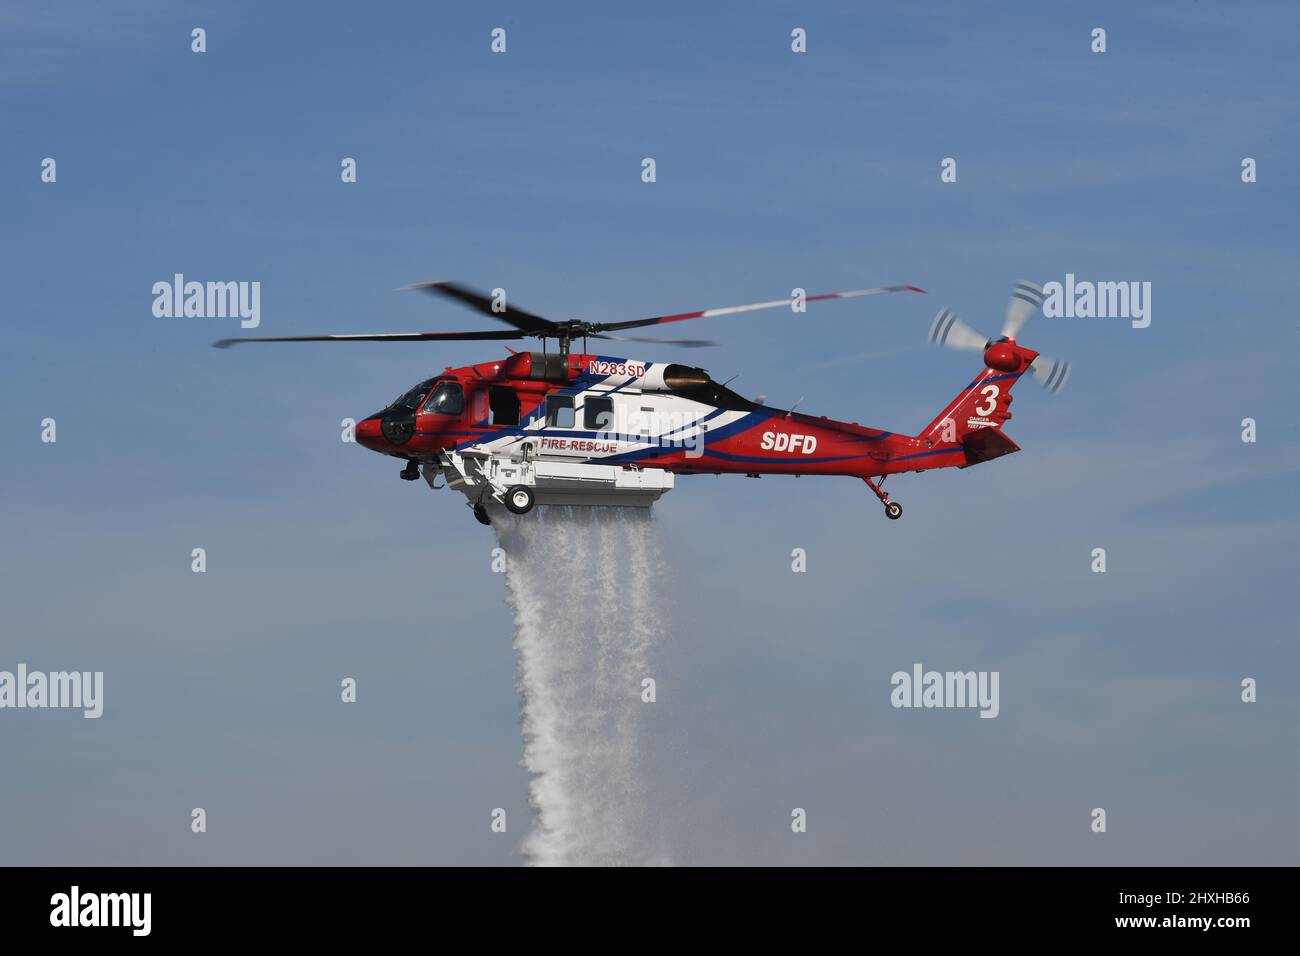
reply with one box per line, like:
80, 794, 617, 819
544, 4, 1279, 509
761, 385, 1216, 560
390, 378, 440, 411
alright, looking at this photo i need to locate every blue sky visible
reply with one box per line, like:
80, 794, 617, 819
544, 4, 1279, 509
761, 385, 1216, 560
1, 0, 1297, 864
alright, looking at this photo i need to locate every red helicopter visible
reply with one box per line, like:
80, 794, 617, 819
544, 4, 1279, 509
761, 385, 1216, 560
215, 280, 1069, 525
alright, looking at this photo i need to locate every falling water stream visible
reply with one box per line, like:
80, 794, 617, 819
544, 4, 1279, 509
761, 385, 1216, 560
493, 505, 667, 866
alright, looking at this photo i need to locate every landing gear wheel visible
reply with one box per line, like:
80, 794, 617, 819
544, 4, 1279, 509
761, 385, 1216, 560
865, 477, 902, 520
504, 485, 535, 515
473, 504, 491, 526
399, 460, 420, 481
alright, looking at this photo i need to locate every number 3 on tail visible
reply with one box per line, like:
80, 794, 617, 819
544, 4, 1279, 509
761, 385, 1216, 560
974, 384, 1000, 417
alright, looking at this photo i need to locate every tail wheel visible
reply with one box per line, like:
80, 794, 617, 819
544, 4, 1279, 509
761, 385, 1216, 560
505, 485, 535, 515
885, 501, 903, 520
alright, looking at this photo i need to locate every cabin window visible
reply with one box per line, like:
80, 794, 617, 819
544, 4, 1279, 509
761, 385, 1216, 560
489, 386, 519, 426
584, 396, 614, 432
545, 395, 575, 428
423, 381, 464, 415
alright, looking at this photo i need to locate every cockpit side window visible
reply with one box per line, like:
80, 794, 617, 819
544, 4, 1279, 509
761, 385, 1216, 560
422, 381, 464, 416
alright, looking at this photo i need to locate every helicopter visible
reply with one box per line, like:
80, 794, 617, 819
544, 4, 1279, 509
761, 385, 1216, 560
214, 279, 1069, 525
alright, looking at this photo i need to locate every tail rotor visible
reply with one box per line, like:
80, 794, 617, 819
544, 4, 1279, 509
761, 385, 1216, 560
928, 307, 989, 351
1029, 355, 1072, 395
1001, 279, 1045, 340
927, 280, 1072, 395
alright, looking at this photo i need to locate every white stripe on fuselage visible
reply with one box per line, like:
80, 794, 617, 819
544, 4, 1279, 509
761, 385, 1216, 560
462, 385, 748, 463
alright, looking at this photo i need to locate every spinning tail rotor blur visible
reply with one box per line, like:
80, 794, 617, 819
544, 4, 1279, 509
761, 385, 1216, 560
928, 280, 1072, 395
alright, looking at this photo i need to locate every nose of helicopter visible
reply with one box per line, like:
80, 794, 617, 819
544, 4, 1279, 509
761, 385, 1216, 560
355, 415, 384, 448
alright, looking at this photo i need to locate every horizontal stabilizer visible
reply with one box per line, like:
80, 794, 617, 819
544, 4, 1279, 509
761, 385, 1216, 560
959, 428, 1020, 467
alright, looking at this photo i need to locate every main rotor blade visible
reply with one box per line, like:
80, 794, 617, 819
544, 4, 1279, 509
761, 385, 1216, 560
405, 281, 556, 333
592, 284, 925, 333
1001, 279, 1045, 340
591, 332, 717, 348
213, 329, 527, 348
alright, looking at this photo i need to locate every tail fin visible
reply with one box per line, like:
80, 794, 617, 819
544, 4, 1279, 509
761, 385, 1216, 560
920, 341, 1038, 466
